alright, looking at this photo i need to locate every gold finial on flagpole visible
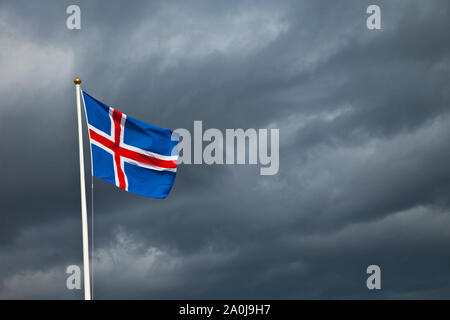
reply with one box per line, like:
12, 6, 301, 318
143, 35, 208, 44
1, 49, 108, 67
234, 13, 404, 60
74, 77, 82, 85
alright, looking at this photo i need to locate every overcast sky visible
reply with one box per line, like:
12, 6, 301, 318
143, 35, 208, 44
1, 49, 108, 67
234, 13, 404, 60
0, 0, 449, 299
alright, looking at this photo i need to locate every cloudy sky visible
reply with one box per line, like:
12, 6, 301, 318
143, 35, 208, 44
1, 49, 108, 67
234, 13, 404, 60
0, 0, 449, 299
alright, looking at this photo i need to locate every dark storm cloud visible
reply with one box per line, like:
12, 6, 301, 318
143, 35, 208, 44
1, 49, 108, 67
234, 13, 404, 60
0, 0, 449, 298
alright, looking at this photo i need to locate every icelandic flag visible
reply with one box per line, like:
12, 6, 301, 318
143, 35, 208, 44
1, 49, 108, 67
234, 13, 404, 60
81, 91, 178, 199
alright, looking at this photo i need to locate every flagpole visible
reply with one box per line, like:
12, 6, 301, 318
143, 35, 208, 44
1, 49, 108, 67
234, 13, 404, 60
74, 77, 91, 300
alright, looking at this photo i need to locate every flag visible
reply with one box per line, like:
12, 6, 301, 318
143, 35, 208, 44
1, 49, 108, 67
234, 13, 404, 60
81, 91, 178, 198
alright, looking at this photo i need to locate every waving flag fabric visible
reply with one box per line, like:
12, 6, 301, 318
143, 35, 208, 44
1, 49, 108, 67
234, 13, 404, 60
82, 91, 178, 198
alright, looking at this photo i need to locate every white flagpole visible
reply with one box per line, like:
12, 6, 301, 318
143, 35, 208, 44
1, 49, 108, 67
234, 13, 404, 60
74, 77, 91, 300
